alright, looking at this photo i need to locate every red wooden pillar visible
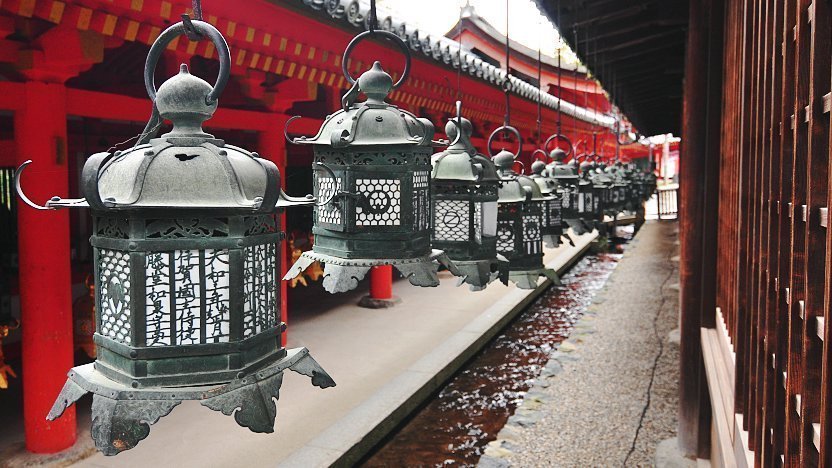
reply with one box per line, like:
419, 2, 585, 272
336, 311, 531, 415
257, 122, 288, 347
15, 82, 76, 453
369, 266, 393, 299
359, 266, 401, 308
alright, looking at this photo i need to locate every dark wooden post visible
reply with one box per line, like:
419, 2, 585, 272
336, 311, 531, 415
679, 0, 725, 458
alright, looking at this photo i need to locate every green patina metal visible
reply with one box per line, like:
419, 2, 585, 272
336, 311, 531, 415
16, 19, 333, 456
430, 109, 506, 290
529, 159, 563, 248
284, 30, 458, 294
490, 128, 558, 290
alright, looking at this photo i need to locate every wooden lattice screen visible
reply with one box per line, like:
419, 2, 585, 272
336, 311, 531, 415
698, 0, 832, 465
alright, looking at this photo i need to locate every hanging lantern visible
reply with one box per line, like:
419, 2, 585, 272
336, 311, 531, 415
431, 105, 507, 290
544, 136, 592, 236
608, 162, 631, 212
529, 156, 562, 248
16, 20, 334, 455
283, 30, 456, 293
579, 159, 605, 225
489, 127, 557, 289
591, 162, 615, 215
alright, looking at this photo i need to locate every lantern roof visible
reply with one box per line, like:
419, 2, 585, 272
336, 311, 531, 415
298, 0, 618, 129
292, 62, 435, 148
517, 174, 546, 202
548, 161, 580, 180
432, 117, 499, 183
84, 64, 279, 212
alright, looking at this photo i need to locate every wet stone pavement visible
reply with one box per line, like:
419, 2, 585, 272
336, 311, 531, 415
479, 220, 681, 467
363, 238, 623, 467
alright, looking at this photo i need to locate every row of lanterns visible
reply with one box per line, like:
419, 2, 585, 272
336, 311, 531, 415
13, 12, 656, 456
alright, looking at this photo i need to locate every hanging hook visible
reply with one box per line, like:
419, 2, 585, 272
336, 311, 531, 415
14, 160, 89, 210
181, 0, 204, 41
368, 0, 378, 34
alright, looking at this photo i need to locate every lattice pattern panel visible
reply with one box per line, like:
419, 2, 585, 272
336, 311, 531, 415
413, 171, 430, 230
546, 198, 562, 227
496, 220, 515, 254
356, 178, 401, 226
474, 202, 482, 243
98, 249, 132, 344
523, 215, 542, 255
578, 192, 593, 214
562, 190, 572, 210
243, 243, 277, 338
315, 175, 342, 225
434, 199, 469, 242
145, 249, 231, 347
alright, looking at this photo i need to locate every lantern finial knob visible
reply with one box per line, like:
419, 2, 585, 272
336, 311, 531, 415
155, 63, 218, 142
358, 61, 393, 104
492, 150, 515, 171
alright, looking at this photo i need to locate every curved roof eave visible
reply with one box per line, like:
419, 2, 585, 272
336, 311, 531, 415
295, 0, 620, 130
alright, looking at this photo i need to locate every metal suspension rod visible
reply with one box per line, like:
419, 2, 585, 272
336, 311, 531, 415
556, 0, 562, 134
503, 0, 511, 127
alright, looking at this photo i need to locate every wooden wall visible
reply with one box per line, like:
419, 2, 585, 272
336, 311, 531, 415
690, 0, 832, 465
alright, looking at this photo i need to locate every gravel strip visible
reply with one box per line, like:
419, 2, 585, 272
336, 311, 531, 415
479, 221, 681, 467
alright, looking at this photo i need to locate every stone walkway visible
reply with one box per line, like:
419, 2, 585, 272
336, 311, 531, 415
479, 220, 682, 467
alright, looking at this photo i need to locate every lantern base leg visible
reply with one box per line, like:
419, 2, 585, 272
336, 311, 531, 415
543, 234, 562, 249
284, 250, 459, 294
508, 268, 560, 290
565, 218, 593, 236
451, 256, 509, 291
46, 347, 334, 456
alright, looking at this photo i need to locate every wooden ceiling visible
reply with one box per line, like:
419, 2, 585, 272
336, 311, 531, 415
534, 0, 689, 136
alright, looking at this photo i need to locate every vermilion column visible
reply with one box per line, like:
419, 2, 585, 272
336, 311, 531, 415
15, 82, 76, 453
369, 266, 393, 299
359, 265, 401, 308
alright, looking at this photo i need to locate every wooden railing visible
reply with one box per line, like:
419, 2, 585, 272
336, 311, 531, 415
656, 185, 679, 220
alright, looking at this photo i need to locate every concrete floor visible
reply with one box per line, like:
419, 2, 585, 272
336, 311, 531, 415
30, 231, 597, 468
479, 220, 682, 467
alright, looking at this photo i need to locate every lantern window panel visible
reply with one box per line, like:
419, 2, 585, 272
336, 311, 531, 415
434, 199, 469, 242
145, 249, 232, 347
562, 190, 572, 210
98, 249, 132, 345
547, 198, 562, 226
356, 178, 402, 226
523, 215, 541, 255
315, 175, 343, 226
481, 201, 498, 238
412, 170, 430, 231
496, 220, 515, 254
243, 242, 278, 339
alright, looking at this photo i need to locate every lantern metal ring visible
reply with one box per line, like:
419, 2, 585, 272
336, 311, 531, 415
487, 125, 522, 158
444, 100, 464, 148
512, 159, 526, 175
544, 133, 574, 159
144, 20, 231, 104
342, 29, 411, 87
531, 149, 548, 161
